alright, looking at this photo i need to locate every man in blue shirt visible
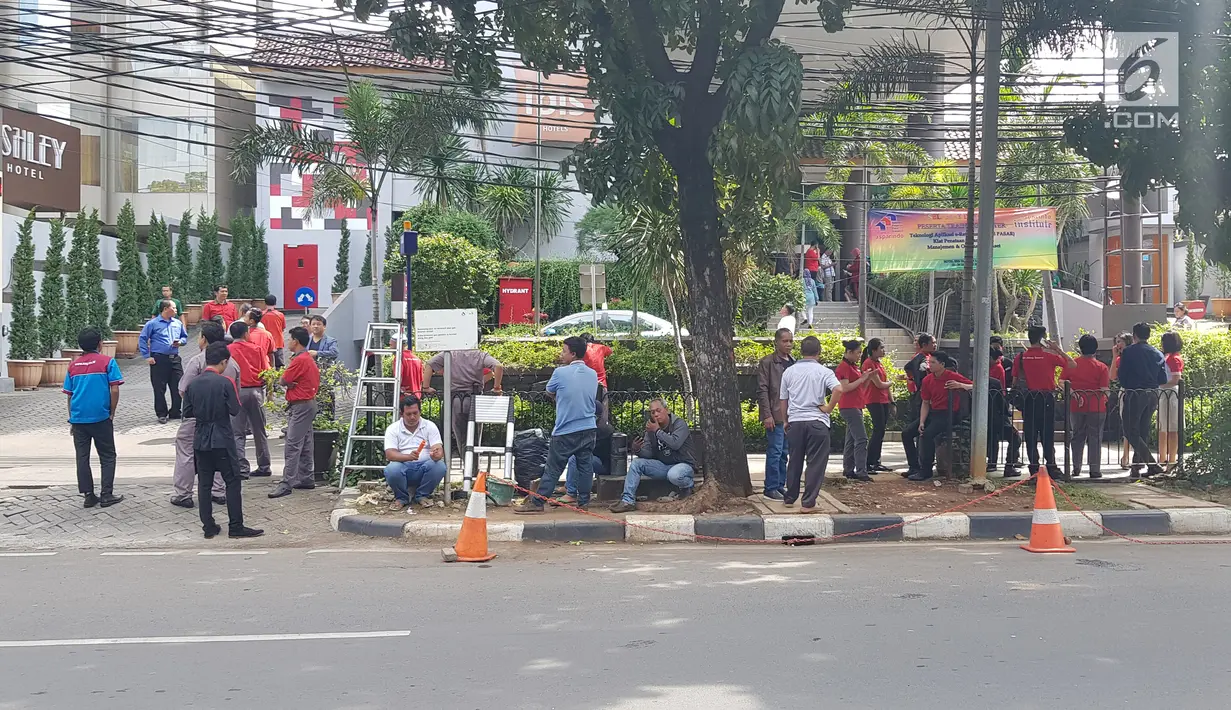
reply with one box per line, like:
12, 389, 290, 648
139, 299, 189, 424
515, 336, 599, 513
1115, 322, 1168, 477
63, 327, 125, 508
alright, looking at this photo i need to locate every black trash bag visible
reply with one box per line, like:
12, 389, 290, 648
513, 428, 550, 490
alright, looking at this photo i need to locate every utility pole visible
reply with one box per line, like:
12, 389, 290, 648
969, 0, 1003, 488
533, 71, 543, 331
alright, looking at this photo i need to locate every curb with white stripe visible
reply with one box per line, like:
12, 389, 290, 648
329, 507, 1224, 543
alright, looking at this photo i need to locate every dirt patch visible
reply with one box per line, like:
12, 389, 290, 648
826, 476, 1130, 514
634, 482, 759, 516
1156, 482, 1231, 506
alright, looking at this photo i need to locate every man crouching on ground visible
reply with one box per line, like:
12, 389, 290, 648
609, 399, 695, 513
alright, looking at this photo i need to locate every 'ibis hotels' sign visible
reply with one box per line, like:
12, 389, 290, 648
0, 106, 81, 213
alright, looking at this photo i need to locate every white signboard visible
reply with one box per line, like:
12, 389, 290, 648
414, 308, 479, 351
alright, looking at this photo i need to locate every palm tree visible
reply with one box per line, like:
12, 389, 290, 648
480, 164, 572, 253
413, 134, 475, 210
231, 79, 494, 319
801, 103, 930, 271
603, 200, 695, 417
814, 0, 1095, 367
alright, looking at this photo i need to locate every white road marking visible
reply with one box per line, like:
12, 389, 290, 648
100, 551, 174, 556
305, 549, 404, 555
0, 552, 57, 557
0, 630, 412, 649
197, 550, 269, 556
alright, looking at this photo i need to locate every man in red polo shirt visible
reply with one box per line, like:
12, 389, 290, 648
1061, 333, 1110, 479
1012, 325, 1075, 477
902, 351, 972, 482
262, 295, 288, 368
201, 284, 238, 328
227, 321, 272, 478
270, 326, 321, 498
240, 306, 276, 365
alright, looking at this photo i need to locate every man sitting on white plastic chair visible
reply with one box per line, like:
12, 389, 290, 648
383, 395, 446, 512
609, 399, 694, 513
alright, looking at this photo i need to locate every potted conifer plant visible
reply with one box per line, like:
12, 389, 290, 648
110, 201, 147, 357
38, 218, 71, 385
8, 210, 44, 389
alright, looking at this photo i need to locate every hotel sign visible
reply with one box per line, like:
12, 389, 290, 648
0, 106, 81, 213
512, 69, 596, 146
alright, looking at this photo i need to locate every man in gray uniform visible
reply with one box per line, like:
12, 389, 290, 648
422, 340, 504, 452
169, 321, 234, 508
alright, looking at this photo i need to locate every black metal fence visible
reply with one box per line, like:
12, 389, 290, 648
335, 379, 1222, 482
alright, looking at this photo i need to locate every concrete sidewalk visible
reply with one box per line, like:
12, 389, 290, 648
0, 476, 336, 550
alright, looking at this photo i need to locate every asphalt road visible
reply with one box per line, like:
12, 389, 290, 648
2, 541, 1230, 709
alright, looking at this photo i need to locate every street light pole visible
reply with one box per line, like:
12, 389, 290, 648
969, 0, 1003, 487
533, 71, 543, 332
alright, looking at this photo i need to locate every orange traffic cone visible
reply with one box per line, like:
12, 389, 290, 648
1020, 466, 1075, 554
442, 472, 497, 563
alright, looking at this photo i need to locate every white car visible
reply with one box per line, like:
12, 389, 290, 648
541, 310, 688, 338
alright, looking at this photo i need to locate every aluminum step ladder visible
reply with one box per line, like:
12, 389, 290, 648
340, 322, 404, 485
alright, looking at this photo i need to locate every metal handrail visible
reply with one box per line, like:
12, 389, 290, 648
867, 285, 953, 336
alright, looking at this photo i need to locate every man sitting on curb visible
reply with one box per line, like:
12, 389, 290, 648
609, 399, 694, 513
382, 395, 446, 512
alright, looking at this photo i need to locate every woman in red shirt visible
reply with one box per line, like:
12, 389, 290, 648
1060, 334, 1110, 479
836, 339, 871, 481
861, 338, 894, 473
1158, 331, 1184, 468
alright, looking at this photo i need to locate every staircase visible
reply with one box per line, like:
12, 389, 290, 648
805, 302, 916, 368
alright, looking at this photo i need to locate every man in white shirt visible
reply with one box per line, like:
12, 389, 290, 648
778, 335, 870, 512
382, 395, 446, 512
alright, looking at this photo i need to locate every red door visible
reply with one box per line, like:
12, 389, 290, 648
283, 244, 319, 312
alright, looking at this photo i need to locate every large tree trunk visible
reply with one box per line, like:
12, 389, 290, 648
668, 137, 753, 498
662, 279, 696, 421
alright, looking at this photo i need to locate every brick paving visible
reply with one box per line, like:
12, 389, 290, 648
0, 477, 337, 550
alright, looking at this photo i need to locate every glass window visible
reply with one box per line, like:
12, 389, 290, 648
116, 117, 208, 193
17, 0, 69, 47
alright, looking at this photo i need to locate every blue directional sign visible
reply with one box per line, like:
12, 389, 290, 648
294, 286, 317, 308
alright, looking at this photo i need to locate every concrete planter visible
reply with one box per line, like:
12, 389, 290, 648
113, 331, 141, 357
1210, 297, 1231, 320
100, 341, 118, 359
9, 360, 45, 390
40, 358, 71, 387
62, 348, 83, 360
183, 304, 202, 326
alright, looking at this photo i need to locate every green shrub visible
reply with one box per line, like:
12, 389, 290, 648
172, 210, 194, 298
66, 209, 110, 339
226, 212, 249, 297
248, 217, 269, 298
1158, 329, 1231, 388
38, 219, 67, 357
398, 204, 503, 253
110, 200, 149, 332
359, 233, 373, 287
332, 221, 352, 293
503, 259, 669, 321
145, 213, 172, 303
9, 210, 39, 360
193, 209, 224, 302
738, 271, 804, 327
408, 233, 501, 312
1176, 387, 1231, 485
